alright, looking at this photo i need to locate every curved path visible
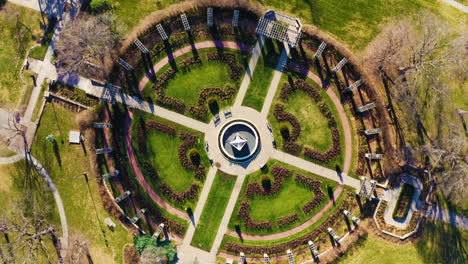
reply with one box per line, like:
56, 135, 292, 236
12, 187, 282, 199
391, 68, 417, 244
138, 41, 253, 91
126, 41, 356, 241
26, 153, 68, 262
123, 110, 190, 220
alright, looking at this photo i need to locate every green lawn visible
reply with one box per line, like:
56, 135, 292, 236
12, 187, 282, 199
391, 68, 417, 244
242, 39, 281, 111
0, 3, 43, 106
31, 103, 133, 263
191, 171, 237, 251
29, 17, 56, 61
283, 89, 333, 152
146, 130, 195, 192
335, 221, 468, 264
165, 62, 233, 105
229, 159, 339, 235
110, 0, 463, 51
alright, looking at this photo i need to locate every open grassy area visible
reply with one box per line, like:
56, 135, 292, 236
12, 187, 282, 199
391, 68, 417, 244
110, 0, 464, 51
334, 220, 468, 264
31, 103, 133, 263
146, 130, 196, 192
242, 39, 281, 111
229, 159, 339, 235
191, 171, 237, 251
28, 18, 56, 61
283, 89, 333, 152
0, 3, 44, 107
165, 62, 233, 105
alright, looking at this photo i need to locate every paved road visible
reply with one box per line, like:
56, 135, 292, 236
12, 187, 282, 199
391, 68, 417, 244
272, 149, 361, 189
260, 43, 290, 116
233, 37, 264, 107
426, 204, 468, 230
26, 153, 68, 262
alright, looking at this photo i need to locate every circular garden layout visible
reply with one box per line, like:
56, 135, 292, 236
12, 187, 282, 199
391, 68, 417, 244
98, 4, 388, 264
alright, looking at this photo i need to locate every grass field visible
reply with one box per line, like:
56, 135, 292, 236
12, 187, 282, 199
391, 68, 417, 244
335, 221, 468, 264
165, 62, 233, 105
146, 130, 197, 192
110, 0, 464, 51
242, 39, 281, 111
191, 171, 237, 251
0, 3, 43, 106
229, 159, 339, 235
31, 103, 132, 263
283, 89, 333, 152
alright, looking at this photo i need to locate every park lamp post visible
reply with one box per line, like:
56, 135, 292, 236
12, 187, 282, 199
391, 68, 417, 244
72, 172, 88, 181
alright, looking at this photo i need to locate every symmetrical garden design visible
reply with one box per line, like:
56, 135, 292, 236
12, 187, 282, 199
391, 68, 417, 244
91, 2, 397, 263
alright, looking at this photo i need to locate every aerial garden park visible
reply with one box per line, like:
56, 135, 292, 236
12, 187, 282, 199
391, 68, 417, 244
93, 1, 394, 263
1, 0, 466, 263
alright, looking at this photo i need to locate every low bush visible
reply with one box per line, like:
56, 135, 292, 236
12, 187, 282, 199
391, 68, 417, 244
237, 201, 273, 230
178, 131, 205, 181
277, 213, 299, 227
295, 173, 326, 214
245, 165, 291, 198
158, 183, 200, 204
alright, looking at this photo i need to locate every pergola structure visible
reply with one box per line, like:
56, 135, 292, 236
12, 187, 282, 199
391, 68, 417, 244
256, 10, 302, 47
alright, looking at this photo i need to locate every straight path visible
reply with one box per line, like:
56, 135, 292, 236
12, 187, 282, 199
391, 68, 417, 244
288, 62, 353, 174
138, 40, 253, 91
210, 174, 246, 255
426, 204, 468, 230
233, 36, 264, 107
260, 43, 290, 116
26, 153, 68, 262
272, 149, 360, 189
442, 0, 468, 12
178, 167, 218, 263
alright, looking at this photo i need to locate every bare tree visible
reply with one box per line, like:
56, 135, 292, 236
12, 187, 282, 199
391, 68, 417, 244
364, 11, 467, 202
140, 246, 168, 264
0, 204, 57, 264
55, 13, 123, 79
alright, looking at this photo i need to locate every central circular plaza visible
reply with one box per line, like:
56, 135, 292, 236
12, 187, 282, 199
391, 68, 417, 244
218, 120, 260, 161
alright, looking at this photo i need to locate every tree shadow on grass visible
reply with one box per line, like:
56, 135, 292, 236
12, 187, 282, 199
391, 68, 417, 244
416, 220, 467, 263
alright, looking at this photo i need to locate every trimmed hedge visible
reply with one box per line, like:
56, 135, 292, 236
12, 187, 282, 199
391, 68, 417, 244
225, 192, 355, 255
277, 213, 299, 227
178, 131, 206, 181
159, 183, 200, 204
237, 200, 273, 230
294, 173, 326, 214
245, 165, 291, 198
189, 85, 236, 118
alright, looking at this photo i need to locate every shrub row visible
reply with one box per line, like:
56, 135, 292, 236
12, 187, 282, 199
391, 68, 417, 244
245, 165, 291, 198
294, 173, 326, 214
280, 79, 321, 102
178, 131, 205, 181
158, 183, 200, 204
189, 85, 236, 118
225, 193, 355, 255
303, 127, 341, 164
237, 201, 273, 230
277, 213, 299, 227
206, 52, 243, 81
145, 119, 177, 136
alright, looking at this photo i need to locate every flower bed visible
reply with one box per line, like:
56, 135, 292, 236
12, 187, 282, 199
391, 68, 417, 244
188, 85, 236, 118
274, 79, 341, 163
375, 200, 421, 237
245, 165, 291, 198
225, 193, 356, 256
277, 213, 299, 227
294, 173, 326, 214
392, 183, 415, 219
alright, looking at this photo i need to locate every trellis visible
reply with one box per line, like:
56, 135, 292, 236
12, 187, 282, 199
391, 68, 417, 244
287, 249, 295, 264
332, 58, 347, 72
102, 170, 119, 179
308, 240, 319, 259
133, 38, 149, 54
156, 24, 168, 40
256, 10, 302, 47
96, 147, 113, 154
314, 42, 327, 58
358, 102, 376, 113
232, 9, 240, 27
130, 209, 146, 224
117, 57, 133, 71
181, 13, 190, 31
93, 122, 112, 128
115, 191, 130, 203
153, 223, 165, 238
207, 7, 214, 27
239, 252, 246, 264
263, 253, 270, 264
363, 127, 382, 135
346, 79, 362, 92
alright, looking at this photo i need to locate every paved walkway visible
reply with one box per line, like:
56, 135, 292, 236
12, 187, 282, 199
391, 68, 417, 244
26, 153, 68, 262
260, 43, 290, 116
442, 0, 468, 13
381, 174, 423, 229
233, 37, 264, 107
425, 204, 468, 230
272, 149, 360, 189
138, 41, 253, 91
178, 167, 218, 263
